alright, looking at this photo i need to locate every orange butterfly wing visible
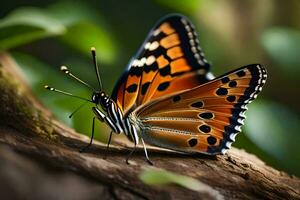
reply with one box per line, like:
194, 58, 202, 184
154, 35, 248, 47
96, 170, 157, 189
111, 14, 213, 114
133, 64, 267, 154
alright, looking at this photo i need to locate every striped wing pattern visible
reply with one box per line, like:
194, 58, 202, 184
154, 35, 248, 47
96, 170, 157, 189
111, 14, 213, 114
133, 64, 267, 154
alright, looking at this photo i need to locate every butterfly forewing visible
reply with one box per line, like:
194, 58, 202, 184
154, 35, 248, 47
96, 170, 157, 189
133, 64, 267, 154
111, 14, 213, 114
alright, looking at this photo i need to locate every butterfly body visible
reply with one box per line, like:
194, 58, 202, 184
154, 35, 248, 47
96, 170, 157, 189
108, 14, 267, 158
46, 14, 267, 163
91, 91, 140, 145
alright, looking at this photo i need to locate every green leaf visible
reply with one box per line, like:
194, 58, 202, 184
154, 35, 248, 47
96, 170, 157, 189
140, 169, 212, 192
0, 7, 66, 49
0, 3, 117, 64
245, 101, 300, 175
261, 27, 300, 73
47, 1, 100, 27
60, 22, 117, 64
47, 1, 118, 64
155, 0, 203, 14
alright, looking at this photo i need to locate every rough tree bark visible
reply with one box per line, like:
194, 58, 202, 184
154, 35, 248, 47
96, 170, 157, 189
0, 52, 299, 200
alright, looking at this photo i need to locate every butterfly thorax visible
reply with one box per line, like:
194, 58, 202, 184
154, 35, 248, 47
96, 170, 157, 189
91, 91, 140, 145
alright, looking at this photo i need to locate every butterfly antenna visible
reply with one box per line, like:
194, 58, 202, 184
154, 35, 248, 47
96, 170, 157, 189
69, 101, 89, 118
91, 47, 103, 90
60, 65, 95, 91
44, 85, 93, 103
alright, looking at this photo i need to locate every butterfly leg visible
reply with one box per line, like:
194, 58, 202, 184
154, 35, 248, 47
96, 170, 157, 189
79, 117, 96, 153
125, 126, 140, 164
104, 131, 113, 159
125, 143, 136, 165
141, 138, 153, 165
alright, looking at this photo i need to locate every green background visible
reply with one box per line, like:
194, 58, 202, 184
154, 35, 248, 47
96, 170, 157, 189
1, 0, 299, 177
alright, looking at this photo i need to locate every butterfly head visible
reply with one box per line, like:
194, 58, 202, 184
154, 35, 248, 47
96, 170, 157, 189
92, 91, 110, 110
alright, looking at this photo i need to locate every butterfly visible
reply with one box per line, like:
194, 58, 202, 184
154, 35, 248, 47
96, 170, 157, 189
45, 14, 267, 165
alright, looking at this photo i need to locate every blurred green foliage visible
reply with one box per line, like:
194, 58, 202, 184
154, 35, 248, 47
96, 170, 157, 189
1, 0, 299, 178
0, 7, 65, 49
261, 27, 300, 74
245, 101, 300, 174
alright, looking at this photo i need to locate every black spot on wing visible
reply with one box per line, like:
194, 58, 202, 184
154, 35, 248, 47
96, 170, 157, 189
159, 65, 171, 76
144, 45, 165, 58
144, 62, 158, 73
229, 80, 237, 87
221, 77, 230, 83
129, 67, 143, 76
141, 82, 151, 95
226, 96, 236, 102
190, 101, 204, 108
172, 95, 181, 102
126, 84, 138, 93
207, 136, 217, 145
188, 138, 198, 147
199, 125, 211, 133
236, 70, 246, 77
199, 112, 214, 119
216, 88, 228, 96
157, 82, 170, 91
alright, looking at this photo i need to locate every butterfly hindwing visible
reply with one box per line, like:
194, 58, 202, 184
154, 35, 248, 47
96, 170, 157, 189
134, 64, 267, 154
111, 14, 213, 114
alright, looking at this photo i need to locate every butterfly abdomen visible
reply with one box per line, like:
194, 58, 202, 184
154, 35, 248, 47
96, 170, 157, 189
104, 100, 140, 145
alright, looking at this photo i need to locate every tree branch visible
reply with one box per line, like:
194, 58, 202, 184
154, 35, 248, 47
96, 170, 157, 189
0, 52, 299, 200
